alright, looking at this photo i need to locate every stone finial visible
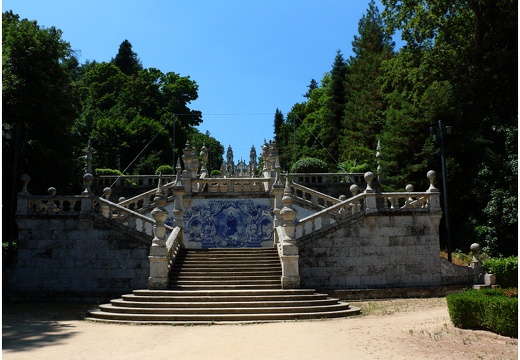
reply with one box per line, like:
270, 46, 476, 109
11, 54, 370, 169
405, 184, 414, 192
427, 170, 438, 192
173, 159, 183, 189
470, 243, 481, 263
103, 187, 112, 199
364, 172, 374, 192
350, 184, 360, 196
47, 187, 57, 196
82, 173, 93, 195
19, 174, 31, 196
273, 157, 283, 187
200, 142, 209, 175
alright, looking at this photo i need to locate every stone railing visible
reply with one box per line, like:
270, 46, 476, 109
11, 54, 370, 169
113, 182, 175, 213
92, 175, 175, 189
96, 195, 168, 237
166, 226, 183, 272
290, 182, 341, 209
295, 193, 366, 238
290, 172, 365, 185
191, 177, 271, 194
294, 171, 441, 239
24, 195, 83, 215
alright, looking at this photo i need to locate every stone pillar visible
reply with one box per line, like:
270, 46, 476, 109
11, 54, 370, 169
426, 170, 441, 211
16, 174, 31, 216
148, 176, 170, 289
46, 187, 58, 213
172, 160, 185, 236
80, 173, 94, 230
279, 176, 300, 289
101, 187, 112, 218
363, 171, 377, 214
200, 142, 209, 176
181, 141, 193, 195
469, 243, 484, 285
261, 139, 269, 175
271, 165, 285, 240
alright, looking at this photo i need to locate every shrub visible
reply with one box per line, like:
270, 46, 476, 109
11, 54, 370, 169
155, 165, 174, 175
291, 157, 328, 173
210, 170, 221, 177
447, 288, 518, 338
483, 256, 518, 288
95, 168, 123, 176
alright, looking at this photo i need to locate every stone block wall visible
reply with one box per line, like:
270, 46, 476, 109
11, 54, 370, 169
299, 212, 444, 290
7, 217, 150, 301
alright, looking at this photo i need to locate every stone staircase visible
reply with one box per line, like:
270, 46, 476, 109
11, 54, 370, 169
86, 247, 360, 324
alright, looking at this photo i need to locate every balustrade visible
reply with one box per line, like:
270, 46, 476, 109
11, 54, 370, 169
290, 172, 365, 185
290, 182, 340, 209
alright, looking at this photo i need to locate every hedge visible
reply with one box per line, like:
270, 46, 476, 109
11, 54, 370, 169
290, 157, 328, 173
483, 256, 518, 288
95, 168, 123, 176
155, 165, 174, 175
447, 288, 518, 338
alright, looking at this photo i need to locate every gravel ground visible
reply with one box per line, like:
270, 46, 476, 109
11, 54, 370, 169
2, 297, 517, 360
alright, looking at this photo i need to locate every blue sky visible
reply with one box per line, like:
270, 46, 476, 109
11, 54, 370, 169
4, 0, 396, 163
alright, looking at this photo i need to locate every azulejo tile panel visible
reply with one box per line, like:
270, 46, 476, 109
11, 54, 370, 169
167, 198, 273, 248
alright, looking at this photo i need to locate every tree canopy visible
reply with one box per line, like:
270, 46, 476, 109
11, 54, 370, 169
274, 0, 517, 256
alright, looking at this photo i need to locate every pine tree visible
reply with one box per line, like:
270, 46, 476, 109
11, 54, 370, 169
113, 39, 142, 76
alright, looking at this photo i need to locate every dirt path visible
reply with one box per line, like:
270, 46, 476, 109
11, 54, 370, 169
2, 298, 517, 360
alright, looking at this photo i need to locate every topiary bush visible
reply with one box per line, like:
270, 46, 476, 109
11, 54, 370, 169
483, 256, 518, 288
447, 288, 518, 338
95, 168, 123, 176
155, 165, 174, 175
291, 157, 328, 173
210, 170, 221, 177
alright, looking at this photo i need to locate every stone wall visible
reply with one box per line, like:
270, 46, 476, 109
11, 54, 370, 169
6, 217, 150, 301
298, 212, 445, 290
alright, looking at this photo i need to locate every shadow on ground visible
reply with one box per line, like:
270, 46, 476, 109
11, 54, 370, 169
2, 302, 94, 352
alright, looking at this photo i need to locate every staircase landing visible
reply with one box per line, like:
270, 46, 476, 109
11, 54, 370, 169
86, 248, 360, 324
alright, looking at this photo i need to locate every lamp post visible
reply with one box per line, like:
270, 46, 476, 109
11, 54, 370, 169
430, 120, 453, 262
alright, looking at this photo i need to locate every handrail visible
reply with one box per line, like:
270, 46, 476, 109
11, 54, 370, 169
290, 182, 341, 209
96, 195, 173, 236
192, 177, 271, 194
289, 172, 365, 185
116, 180, 175, 212
26, 195, 83, 215
293, 191, 433, 239
165, 226, 183, 273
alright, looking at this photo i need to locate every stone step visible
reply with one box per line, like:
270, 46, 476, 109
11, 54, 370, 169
171, 270, 282, 276
133, 289, 318, 296
86, 248, 362, 324
170, 273, 280, 283
111, 298, 342, 308
99, 302, 351, 315
86, 307, 360, 324
169, 284, 282, 290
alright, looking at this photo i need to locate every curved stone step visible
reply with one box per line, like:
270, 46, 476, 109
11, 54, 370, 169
121, 292, 330, 303
111, 298, 342, 308
87, 306, 361, 323
98, 302, 352, 315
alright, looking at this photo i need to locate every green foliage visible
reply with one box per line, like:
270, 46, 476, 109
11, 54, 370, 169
155, 165, 174, 175
94, 168, 123, 176
210, 170, 221, 177
290, 157, 328, 173
483, 257, 518, 289
447, 289, 518, 338
338, 160, 372, 173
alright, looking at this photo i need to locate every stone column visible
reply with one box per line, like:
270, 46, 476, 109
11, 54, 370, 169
148, 176, 170, 289
279, 176, 300, 289
172, 160, 185, 237
200, 142, 209, 176
271, 165, 285, 242
363, 171, 377, 214
426, 170, 441, 211
80, 173, 94, 230
181, 141, 193, 195
16, 174, 31, 216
